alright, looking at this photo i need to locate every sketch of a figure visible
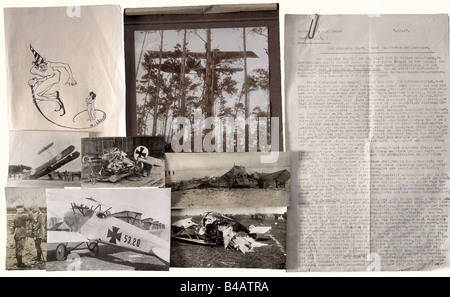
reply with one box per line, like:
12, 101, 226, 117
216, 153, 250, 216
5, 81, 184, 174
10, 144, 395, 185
86, 91, 97, 122
28, 44, 77, 116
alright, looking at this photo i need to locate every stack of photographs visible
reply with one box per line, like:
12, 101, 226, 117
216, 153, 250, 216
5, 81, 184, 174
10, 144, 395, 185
3, 4, 287, 272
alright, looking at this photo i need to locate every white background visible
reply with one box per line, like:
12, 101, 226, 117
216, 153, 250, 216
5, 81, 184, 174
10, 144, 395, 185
2, 0, 450, 277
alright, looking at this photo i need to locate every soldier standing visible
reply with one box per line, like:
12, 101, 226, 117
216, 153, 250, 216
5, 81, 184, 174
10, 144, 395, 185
12, 205, 33, 268
31, 206, 46, 263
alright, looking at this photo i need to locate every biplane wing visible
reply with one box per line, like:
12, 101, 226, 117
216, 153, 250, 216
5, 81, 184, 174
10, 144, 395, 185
133, 146, 164, 167
145, 50, 259, 60
49, 151, 80, 171
138, 155, 164, 167
171, 218, 216, 246
151, 247, 170, 264
23, 145, 80, 180
47, 230, 88, 243
171, 236, 216, 246
172, 218, 198, 229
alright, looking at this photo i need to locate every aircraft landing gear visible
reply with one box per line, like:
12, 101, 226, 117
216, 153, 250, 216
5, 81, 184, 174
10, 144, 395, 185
55, 243, 68, 261
54, 241, 100, 261
88, 242, 99, 257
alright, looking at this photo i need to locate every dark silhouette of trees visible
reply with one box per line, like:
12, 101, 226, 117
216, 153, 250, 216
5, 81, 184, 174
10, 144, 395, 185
135, 28, 269, 150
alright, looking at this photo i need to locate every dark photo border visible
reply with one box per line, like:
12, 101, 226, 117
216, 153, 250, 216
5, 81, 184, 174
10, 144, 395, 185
124, 4, 283, 151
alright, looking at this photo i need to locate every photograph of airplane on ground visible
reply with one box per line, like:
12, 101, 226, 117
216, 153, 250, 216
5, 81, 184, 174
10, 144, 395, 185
46, 188, 171, 271
7, 131, 87, 187
166, 152, 290, 209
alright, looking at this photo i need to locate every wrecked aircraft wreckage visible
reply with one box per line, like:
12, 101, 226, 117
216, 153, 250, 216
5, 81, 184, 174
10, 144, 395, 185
82, 146, 163, 184
171, 211, 272, 253
170, 165, 290, 191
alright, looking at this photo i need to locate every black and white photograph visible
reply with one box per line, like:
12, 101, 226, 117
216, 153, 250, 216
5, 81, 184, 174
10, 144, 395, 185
166, 152, 290, 208
5, 188, 47, 271
171, 207, 286, 269
125, 5, 284, 152
8, 131, 87, 187
46, 188, 171, 271
134, 27, 271, 151
81, 136, 165, 188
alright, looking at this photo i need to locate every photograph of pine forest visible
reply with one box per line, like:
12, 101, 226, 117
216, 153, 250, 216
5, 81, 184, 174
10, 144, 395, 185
134, 27, 271, 150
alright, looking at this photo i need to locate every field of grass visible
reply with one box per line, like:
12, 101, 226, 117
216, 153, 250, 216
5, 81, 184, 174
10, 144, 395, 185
46, 242, 168, 271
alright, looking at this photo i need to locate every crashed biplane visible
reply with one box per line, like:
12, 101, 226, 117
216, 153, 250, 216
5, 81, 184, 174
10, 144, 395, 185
9, 142, 80, 180
172, 211, 271, 254
47, 196, 170, 265
82, 145, 163, 184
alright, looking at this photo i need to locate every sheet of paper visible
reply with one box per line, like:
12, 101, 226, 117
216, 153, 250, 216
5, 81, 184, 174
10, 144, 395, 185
285, 14, 450, 271
4, 5, 126, 136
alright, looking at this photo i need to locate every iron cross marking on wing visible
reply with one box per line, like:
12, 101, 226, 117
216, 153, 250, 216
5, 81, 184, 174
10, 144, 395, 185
107, 226, 122, 244
135, 147, 147, 159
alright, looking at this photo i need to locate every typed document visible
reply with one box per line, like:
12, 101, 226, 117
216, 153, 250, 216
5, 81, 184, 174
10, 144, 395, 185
285, 14, 450, 271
